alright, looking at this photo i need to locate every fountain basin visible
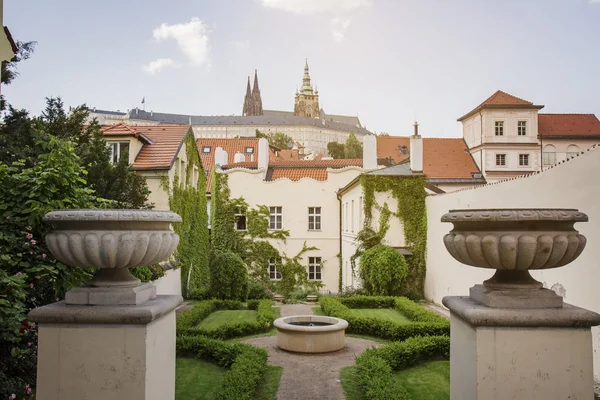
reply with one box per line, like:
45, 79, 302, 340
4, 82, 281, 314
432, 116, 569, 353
274, 315, 348, 353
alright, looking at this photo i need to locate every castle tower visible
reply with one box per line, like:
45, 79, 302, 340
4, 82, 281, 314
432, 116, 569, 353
242, 70, 264, 116
294, 59, 319, 118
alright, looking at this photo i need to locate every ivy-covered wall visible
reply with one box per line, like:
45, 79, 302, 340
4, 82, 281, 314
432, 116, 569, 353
354, 174, 427, 298
165, 133, 209, 296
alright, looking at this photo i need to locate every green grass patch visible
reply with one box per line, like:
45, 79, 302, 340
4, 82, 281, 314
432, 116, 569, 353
393, 360, 450, 400
340, 366, 362, 400
255, 366, 283, 400
349, 308, 411, 324
197, 310, 258, 329
176, 358, 227, 400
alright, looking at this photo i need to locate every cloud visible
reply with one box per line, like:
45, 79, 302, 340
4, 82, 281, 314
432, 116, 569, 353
590, 0, 600, 3
142, 58, 175, 74
331, 17, 351, 42
261, 0, 369, 14
152, 17, 210, 66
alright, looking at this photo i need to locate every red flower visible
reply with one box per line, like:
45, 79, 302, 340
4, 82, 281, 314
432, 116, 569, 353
26, 226, 32, 231
15, 271, 22, 276
30, 239, 36, 245
29, 283, 34, 289
42, 253, 47, 259
26, 233, 33, 239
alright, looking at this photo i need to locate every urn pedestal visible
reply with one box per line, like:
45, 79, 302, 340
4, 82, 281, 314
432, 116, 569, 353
29, 210, 183, 400
441, 209, 600, 400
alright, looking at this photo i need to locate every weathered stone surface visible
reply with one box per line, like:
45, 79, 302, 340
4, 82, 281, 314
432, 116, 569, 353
469, 284, 563, 309
65, 282, 157, 306
274, 315, 348, 353
443, 296, 600, 327
29, 295, 182, 325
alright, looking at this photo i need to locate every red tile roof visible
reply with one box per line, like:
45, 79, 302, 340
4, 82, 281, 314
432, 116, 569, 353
458, 90, 544, 121
197, 138, 279, 193
538, 114, 600, 137
271, 168, 328, 181
101, 124, 192, 170
377, 136, 480, 179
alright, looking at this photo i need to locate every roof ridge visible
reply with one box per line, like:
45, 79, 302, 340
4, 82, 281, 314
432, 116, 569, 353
481, 90, 533, 106
539, 113, 595, 116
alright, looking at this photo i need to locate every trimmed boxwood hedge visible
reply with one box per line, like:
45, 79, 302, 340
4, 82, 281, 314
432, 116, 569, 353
319, 296, 449, 341
355, 335, 450, 400
177, 299, 276, 339
177, 335, 268, 400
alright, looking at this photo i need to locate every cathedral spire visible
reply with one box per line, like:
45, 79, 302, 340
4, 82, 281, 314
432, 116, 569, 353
252, 69, 260, 94
251, 69, 263, 116
301, 59, 313, 95
242, 76, 252, 115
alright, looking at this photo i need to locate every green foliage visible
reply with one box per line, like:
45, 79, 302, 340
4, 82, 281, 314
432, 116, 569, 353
1, 40, 36, 110
210, 170, 239, 255
319, 296, 449, 341
247, 277, 273, 300
356, 174, 427, 298
176, 335, 268, 400
210, 251, 249, 301
275, 242, 322, 299
327, 141, 345, 159
355, 336, 450, 400
177, 299, 275, 340
360, 245, 408, 296
256, 130, 293, 150
0, 138, 101, 399
344, 132, 363, 158
167, 133, 209, 296
129, 264, 165, 282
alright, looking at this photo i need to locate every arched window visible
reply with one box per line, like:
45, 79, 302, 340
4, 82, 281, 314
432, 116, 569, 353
543, 144, 556, 166
567, 144, 580, 159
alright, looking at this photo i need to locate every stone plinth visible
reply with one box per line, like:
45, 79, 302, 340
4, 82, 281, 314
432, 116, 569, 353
29, 295, 182, 400
274, 315, 348, 353
443, 296, 600, 400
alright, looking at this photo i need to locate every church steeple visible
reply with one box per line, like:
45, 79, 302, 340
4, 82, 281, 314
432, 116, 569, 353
294, 59, 319, 118
242, 70, 263, 116
301, 59, 314, 95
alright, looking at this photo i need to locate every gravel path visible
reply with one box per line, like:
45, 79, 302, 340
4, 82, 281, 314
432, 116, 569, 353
244, 304, 380, 400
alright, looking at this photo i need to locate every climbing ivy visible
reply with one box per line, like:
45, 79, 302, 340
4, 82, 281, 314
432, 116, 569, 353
354, 174, 427, 299
164, 133, 209, 297
276, 242, 322, 299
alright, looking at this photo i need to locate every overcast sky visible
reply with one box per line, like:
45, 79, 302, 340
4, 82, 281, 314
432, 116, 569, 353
3, 0, 600, 137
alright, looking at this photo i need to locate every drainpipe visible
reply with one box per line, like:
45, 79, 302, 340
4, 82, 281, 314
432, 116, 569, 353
479, 110, 483, 173
336, 190, 343, 292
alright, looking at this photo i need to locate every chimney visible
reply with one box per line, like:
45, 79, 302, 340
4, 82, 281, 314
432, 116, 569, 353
410, 121, 423, 173
234, 152, 245, 163
362, 134, 377, 170
215, 147, 229, 168
258, 138, 269, 171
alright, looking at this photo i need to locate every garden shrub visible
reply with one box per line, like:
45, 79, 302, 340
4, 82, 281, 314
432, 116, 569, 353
176, 335, 268, 400
319, 296, 449, 341
355, 336, 450, 400
187, 286, 210, 300
247, 278, 272, 300
209, 251, 248, 301
359, 244, 408, 296
130, 264, 165, 282
177, 299, 276, 339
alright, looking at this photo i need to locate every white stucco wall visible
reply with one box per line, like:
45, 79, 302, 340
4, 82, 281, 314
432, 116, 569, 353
424, 145, 600, 378
224, 167, 368, 293
153, 268, 182, 296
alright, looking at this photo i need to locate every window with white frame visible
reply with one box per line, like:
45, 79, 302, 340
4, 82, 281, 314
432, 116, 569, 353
519, 154, 529, 166
518, 121, 527, 136
351, 200, 355, 233
108, 142, 130, 164
202, 146, 211, 153
344, 202, 348, 232
543, 145, 556, 165
269, 206, 282, 230
358, 196, 363, 228
268, 259, 281, 280
495, 121, 504, 136
308, 207, 321, 230
567, 144, 581, 159
308, 257, 322, 281
245, 147, 254, 154
495, 153, 506, 166
235, 207, 247, 231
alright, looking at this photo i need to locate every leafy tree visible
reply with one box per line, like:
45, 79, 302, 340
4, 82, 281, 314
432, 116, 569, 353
344, 132, 363, 158
359, 244, 408, 296
0, 107, 44, 168
209, 251, 248, 301
210, 170, 240, 255
1, 40, 36, 110
327, 141, 346, 159
256, 129, 293, 150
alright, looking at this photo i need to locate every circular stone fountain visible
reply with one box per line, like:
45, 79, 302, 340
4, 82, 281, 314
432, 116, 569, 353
274, 315, 348, 353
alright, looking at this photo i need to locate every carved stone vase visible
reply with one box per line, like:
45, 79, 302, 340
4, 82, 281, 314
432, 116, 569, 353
442, 208, 587, 308
44, 209, 181, 305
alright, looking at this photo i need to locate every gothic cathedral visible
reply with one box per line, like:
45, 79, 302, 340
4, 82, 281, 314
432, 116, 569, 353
294, 59, 319, 118
242, 69, 263, 116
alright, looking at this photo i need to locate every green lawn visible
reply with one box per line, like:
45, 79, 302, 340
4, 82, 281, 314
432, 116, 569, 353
175, 358, 282, 400
394, 360, 450, 400
197, 310, 258, 329
176, 358, 227, 400
349, 308, 411, 323
340, 361, 450, 400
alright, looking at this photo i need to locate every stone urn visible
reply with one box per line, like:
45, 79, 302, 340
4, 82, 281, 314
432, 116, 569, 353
442, 208, 587, 308
44, 209, 181, 305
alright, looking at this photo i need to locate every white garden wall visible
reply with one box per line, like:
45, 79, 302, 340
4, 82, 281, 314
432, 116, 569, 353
153, 268, 182, 296
424, 146, 600, 379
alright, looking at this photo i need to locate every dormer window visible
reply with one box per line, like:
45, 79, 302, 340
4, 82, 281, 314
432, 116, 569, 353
398, 145, 409, 156
108, 142, 130, 164
202, 146, 211, 154
245, 147, 254, 154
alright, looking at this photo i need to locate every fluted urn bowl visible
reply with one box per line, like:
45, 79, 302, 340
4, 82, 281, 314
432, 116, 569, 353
442, 209, 587, 290
44, 209, 181, 288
